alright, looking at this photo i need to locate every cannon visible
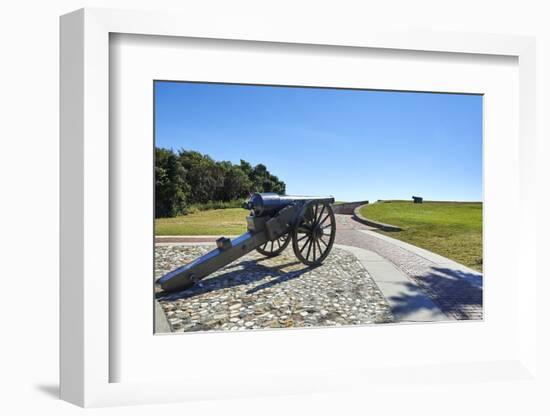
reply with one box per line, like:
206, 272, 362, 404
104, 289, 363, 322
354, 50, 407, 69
158, 193, 337, 292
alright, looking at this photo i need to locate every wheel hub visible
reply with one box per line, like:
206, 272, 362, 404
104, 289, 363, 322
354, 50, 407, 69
312, 225, 324, 240
292, 202, 335, 266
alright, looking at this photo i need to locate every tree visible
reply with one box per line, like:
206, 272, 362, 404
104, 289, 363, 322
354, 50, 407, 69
154, 147, 287, 217
239, 159, 253, 178
222, 166, 252, 200
178, 150, 224, 204
249, 163, 286, 194
155, 148, 189, 217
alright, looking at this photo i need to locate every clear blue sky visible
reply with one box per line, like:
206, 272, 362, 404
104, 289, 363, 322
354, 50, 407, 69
155, 81, 482, 202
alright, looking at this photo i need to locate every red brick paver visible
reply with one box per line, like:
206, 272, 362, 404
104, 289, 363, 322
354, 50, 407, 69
334, 214, 483, 320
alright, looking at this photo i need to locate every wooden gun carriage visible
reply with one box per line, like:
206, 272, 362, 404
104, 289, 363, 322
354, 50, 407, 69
158, 193, 337, 292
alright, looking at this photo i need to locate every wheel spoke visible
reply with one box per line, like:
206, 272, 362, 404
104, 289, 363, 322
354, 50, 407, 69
290, 204, 335, 265
316, 239, 323, 257
306, 237, 313, 260
315, 205, 326, 226
310, 204, 318, 224
297, 225, 310, 234
313, 238, 317, 261
321, 229, 332, 238
257, 233, 290, 257
300, 236, 311, 253
296, 234, 309, 243
319, 214, 330, 226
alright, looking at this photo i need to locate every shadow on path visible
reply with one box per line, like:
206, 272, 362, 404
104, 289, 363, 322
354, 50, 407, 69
388, 266, 483, 320
246, 265, 320, 295
384, 280, 446, 319
156, 258, 311, 301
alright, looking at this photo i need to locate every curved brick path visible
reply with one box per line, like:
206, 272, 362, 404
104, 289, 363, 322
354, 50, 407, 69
334, 214, 483, 320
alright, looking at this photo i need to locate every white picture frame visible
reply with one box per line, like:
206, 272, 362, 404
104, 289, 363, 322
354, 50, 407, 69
60, 8, 538, 408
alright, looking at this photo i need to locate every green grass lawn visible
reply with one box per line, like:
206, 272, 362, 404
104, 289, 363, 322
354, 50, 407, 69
359, 201, 482, 271
155, 208, 248, 236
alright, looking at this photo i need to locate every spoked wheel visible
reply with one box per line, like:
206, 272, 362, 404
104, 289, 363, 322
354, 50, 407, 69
292, 201, 336, 266
256, 233, 291, 257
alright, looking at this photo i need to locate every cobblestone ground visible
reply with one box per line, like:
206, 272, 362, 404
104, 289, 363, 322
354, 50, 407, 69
155, 245, 393, 333
334, 214, 483, 320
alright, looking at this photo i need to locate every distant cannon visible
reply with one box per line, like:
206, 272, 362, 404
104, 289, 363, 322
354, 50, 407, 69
158, 193, 337, 292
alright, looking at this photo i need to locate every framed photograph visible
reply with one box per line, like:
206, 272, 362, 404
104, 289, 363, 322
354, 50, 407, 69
60, 8, 537, 407
152, 81, 484, 332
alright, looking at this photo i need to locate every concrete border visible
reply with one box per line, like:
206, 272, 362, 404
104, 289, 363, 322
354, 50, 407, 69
335, 244, 451, 322
155, 241, 216, 247
155, 235, 233, 246
356, 229, 483, 289
331, 200, 369, 215
352, 205, 402, 231
154, 299, 172, 333
156, 235, 239, 239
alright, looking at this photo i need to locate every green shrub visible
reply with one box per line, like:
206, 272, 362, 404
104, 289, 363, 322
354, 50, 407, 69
188, 199, 245, 213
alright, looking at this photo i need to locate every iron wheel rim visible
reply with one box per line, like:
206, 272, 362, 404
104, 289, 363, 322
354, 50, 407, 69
256, 232, 291, 257
292, 201, 336, 266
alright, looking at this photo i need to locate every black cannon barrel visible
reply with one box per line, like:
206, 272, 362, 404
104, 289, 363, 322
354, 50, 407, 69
244, 193, 335, 216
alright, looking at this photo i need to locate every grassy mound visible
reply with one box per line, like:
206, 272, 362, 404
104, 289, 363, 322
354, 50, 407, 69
360, 201, 482, 271
155, 208, 248, 236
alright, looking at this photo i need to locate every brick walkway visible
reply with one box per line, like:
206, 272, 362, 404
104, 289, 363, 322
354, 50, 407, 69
334, 214, 483, 320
